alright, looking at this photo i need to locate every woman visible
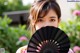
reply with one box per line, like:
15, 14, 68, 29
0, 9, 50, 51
16, 0, 74, 53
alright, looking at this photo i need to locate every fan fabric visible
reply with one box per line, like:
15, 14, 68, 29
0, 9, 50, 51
27, 26, 70, 53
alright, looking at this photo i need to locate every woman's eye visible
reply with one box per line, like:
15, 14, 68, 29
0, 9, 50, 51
37, 19, 43, 22
50, 19, 55, 22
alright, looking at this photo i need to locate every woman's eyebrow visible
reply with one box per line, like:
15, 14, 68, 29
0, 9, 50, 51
50, 16, 56, 18
39, 16, 43, 18
39, 16, 56, 18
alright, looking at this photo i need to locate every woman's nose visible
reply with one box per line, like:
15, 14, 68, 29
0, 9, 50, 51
43, 22, 51, 27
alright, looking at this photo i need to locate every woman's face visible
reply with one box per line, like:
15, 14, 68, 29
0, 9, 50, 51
34, 9, 60, 30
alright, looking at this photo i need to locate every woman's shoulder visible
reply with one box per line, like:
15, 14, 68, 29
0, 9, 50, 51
16, 45, 27, 53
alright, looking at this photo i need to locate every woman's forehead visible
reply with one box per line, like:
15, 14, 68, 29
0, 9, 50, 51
38, 9, 57, 18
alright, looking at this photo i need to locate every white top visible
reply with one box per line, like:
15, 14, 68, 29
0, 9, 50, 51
16, 45, 74, 53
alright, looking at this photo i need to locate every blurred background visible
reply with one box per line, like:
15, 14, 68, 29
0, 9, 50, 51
0, 0, 80, 53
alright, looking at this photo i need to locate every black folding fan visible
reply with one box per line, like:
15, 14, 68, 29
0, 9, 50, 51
27, 26, 70, 53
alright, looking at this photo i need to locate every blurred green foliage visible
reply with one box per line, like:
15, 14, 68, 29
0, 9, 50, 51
0, 16, 31, 53
59, 17, 80, 48
75, 3, 80, 10
59, 3, 80, 48
0, 0, 31, 16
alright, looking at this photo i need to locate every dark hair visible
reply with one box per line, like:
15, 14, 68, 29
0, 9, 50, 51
29, 0, 61, 34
